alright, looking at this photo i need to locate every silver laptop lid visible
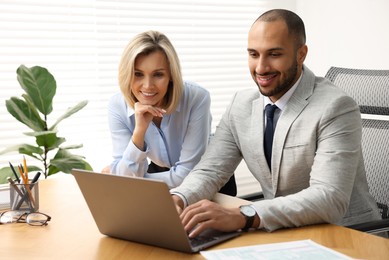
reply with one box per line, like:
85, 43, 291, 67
72, 169, 240, 253
72, 169, 194, 252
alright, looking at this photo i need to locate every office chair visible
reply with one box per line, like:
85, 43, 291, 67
325, 66, 389, 236
208, 133, 237, 196
219, 175, 237, 196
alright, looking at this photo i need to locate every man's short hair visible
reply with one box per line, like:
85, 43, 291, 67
256, 9, 306, 49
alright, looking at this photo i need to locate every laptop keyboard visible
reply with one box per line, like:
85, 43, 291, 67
189, 235, 217, 247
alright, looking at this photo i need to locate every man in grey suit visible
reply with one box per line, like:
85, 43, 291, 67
171, 9, 381, 237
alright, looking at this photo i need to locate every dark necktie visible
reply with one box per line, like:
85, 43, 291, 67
264, 104, 278, 167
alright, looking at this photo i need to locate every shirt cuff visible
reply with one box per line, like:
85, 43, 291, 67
123, 140, 149, 163
170, 191, 188, 208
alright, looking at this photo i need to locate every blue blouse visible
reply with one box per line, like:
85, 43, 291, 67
108, 81, 212, 188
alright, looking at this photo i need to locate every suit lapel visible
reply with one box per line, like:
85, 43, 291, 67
271, 66, 316, 194
249, 97, 271, 175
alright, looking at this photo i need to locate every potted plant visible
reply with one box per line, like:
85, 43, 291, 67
0, 65, 93, 183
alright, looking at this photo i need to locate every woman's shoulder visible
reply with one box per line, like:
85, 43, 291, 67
183, 80, 210, 98
108, 92, 129, 112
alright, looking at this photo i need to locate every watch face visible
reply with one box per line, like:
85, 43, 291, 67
241, 205, 256, 217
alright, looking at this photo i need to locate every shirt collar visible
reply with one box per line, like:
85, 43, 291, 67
263, 71, 303, 111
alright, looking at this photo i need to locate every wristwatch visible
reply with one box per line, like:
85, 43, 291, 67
239, 205, 256, 231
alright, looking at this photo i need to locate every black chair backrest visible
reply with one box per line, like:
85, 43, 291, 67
360, 119, 389, 219
325, 67, 389, 115
325, 66, 389, 220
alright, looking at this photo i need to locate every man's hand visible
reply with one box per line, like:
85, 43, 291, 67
172, 195, 184, 215
180, 199, 246, 238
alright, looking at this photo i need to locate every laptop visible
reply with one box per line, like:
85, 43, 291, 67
71, 169, 240, 253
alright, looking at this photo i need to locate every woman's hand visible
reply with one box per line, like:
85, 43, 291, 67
132, 102, 166, 150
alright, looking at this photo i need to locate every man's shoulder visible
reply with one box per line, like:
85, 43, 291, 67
313, 76, 355, 101
234, 88, 260, 101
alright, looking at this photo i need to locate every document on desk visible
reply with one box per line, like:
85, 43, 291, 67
200, 239, 352, 260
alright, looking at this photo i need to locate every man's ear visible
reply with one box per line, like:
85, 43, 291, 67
297, 44, 308, 64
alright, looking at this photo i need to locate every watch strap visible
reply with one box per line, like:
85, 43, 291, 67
240, 205, 255, 231
242, 215, 254, 231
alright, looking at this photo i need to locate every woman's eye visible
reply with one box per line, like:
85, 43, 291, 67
154, 72, 164, 77
134, 72, 143, 77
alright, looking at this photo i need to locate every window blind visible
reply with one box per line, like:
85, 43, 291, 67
0, 0, 273, 196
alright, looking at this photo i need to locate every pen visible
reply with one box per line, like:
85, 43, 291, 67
9, 162, 20, 183
7, 177, 24, 197
7, 177, 24, 209
31, 171, 41, 184
17, 165, 36, 208
15, 172, 41, 210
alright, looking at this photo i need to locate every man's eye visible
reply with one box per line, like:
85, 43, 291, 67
270, 52, 281, 57
248, 52, 258, 58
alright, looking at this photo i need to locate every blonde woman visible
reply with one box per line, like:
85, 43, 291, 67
105, 31, 211, 189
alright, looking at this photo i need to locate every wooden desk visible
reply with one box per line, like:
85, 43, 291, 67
1, 176, 388, 260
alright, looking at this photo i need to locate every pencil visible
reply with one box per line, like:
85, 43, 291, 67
23, 156, 28, 180
18, 165, 36, 209
7, 177, 24, 209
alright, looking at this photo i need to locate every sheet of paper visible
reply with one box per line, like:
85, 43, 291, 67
200, 239, 352, 260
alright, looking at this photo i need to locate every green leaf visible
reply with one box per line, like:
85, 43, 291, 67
0, 144, 43, 160
0, 166, 42, 184
26, 165, 42, 173
47, 164, 60, 176
5, 97, 46, 131
48, 149, 93, 175
22, 93, 47, 128
16, 65, 56, 116
49, 157, 89, 174
25, 131, 65, 151
25, 130, 57, 136
50, 100, 88, 130
61, 144, 83, 149
0, 167, 14, 184
37, 135, 65, 150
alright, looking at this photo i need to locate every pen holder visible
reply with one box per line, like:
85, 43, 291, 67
9, 181, 39, 213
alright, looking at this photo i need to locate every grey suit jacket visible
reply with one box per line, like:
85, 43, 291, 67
171, 66, 381, 231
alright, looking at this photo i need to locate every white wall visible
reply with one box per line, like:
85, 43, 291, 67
297, 0, 389, 76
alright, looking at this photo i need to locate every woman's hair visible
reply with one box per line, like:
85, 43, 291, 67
118, 30, 183, 113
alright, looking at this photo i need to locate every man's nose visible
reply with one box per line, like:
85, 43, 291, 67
255, 57, 270, 75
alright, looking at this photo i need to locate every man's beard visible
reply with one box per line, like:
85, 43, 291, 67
257, 60, 298, 97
